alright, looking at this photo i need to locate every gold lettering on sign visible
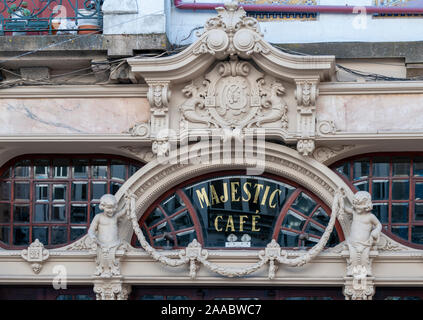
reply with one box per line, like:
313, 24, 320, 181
269, 189, 282, 208
220, 183, 229, 203
231, 182, 240, 202
226, 216, 235, 232
252, 215, 261, 232
196, 188, 210, 208
214, 215, 223, 232
253, 184, 264, 204
239, 215, 248, 232
242, 182, 252, 202
210, 185, 220, 205
261, 186, 271, 206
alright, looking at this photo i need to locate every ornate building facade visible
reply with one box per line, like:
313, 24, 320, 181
1, 0, 423, 300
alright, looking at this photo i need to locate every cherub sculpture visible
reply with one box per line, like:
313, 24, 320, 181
88, 194, 129, 277
342, 191, 382, 276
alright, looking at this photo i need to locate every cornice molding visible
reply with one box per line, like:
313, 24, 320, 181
319, 81, 423, 95
0, 85, 148, 98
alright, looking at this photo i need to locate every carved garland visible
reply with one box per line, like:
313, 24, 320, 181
127, 189, 343, 279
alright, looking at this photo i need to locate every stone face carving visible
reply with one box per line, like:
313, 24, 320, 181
295, 80, 319, 156
193, 1, 269, 60
88, 194, 129, 278
21, 239, 49, 274
180, 58, 288, 132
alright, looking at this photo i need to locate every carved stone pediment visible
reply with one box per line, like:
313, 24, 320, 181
180, 58, 288, 132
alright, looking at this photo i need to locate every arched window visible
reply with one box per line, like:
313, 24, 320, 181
0, 155, 143, 249
332, 153, 423, 248
132, 172, 343, 249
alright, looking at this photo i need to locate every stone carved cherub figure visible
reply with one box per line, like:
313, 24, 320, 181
342, 191, 382, 276
88, 194, 129, 277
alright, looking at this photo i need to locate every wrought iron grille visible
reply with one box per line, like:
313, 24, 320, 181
0, 0, 103, 35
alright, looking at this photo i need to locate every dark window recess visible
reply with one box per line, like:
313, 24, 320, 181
0, 155, 143, 249
332, 153, 423, 249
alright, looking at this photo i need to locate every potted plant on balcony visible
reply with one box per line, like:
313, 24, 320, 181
77, 2, 101, 35
8, 2, 30, 35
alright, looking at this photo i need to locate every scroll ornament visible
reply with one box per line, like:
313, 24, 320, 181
126, 188, 345, 279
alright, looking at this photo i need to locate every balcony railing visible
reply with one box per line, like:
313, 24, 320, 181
0, 0, 103, 35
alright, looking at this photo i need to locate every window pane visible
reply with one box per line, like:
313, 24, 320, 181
1, 168, 11, 178
53, 159, 69, 178
70, 204, 87, 223
305, 222, 324, 237
90, 203, 100, 222
91, 182, 107, 201
312, 208, 329, 226
53, 184, 67, 201
73, 160, 89, 179
0, 182, 10, 201
52, 204, 66, 222
412, 226, 423, 244
129, 164, 141, 177
392, 180, 409, 200
353, 181, 369, 192
14, 182, 30, 200
414, 157, 423, 176
110, 182, 122, 195
149, 221, 171, 237
415, 182, 423, 200
13, 205, 29, 223
111, 160, 126, 181
335, 163, 350, 179
145, 208, 165, 227
171, 210, 193, 231
353, 160, 369, 180
282, 210, 306, 231
176, 229, 196, 246
0, 203, 10, 223
72, 182, 87, 201
291, 193, 316, 216
51, 226, 67, 245
92, 160, 108, 179
372, 180, 389, 200
70, 226, 86, 241
34, 160, 49, 179
373, 203, 389, 223
34, 204, 49, 222
391, 203, 409, 223
414, 203, 423, 221
391, 226, 408, 241
0, 226, 10, 244
392, 158, 409, 176
35, 184, 49, 201
161, 194, 185, 215
14, 160, 30, 178
32, 226, 48, 245
372, 158, 390, 177
13, 226, 29, 246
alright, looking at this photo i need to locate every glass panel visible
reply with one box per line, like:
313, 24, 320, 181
13, 226, 29, 246
372, 158, 390, 177
34, 204, 49, 222
52, 204, 66, 222
32, 226, 48, 245
0, 204, 10, 223
327, 230, 340, 247
312, 208, 329, 226
282, 210, 306, 231
75, 295, 94, 300
353, 159, 369, 180
171, 210, 193, 231
304, 237, 319, 247
13, 205, 29, 223
53, 184, 67, 201
372, 180, 389, 200
35, 184, 49, 201
145, 208, 165, 227
392, 180, 409, 200
392, 158, 409, 176
51, 226, 67, 245
278, 230, 299, 247
373, 203, 389, 223
129, 164, 141, 177
414, 157, 423, 176
70, 204, 87, 224
176, 229, 196, 246
412, 226, 423, 244
353, 181, 369, 192
305, 222, 324, 237
414, 203, 423, 221
391, 203, 409, 223
14, 182, 30, 200
167, 296, 189, 300
154, 235, 173, 247
111, 182, 122, 195
0, 226, 9, 245
391, 226, 408, 241
415, 182, 423, 200
92, 160, 108, 179
90, 203, 100, 222
150, 221, 171, 237
335, 163, 350, 179
91, 182, 107, 201
161, 194, 185, 215
111, 160, 126, 181
57, 295, 73, 300
73, 159, 89, 179
138, 295, 165, 300
0, 182, 10, 201
291, 193, 316, 216
14, 160, 30, 178
72, 182, 87, 201
70, 226, 86, 241
1, 167, 11, 178
34, 160, 49, 179
53, 159, 69, 178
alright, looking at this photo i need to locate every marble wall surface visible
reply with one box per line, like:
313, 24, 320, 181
0, 98, 150, 134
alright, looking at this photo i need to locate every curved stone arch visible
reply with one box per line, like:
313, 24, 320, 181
115, 142, 355, 242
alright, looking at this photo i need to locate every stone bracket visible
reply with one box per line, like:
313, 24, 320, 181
21, 239, 50, 274
93, 277, 131, 300
343, 276, 375, 300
